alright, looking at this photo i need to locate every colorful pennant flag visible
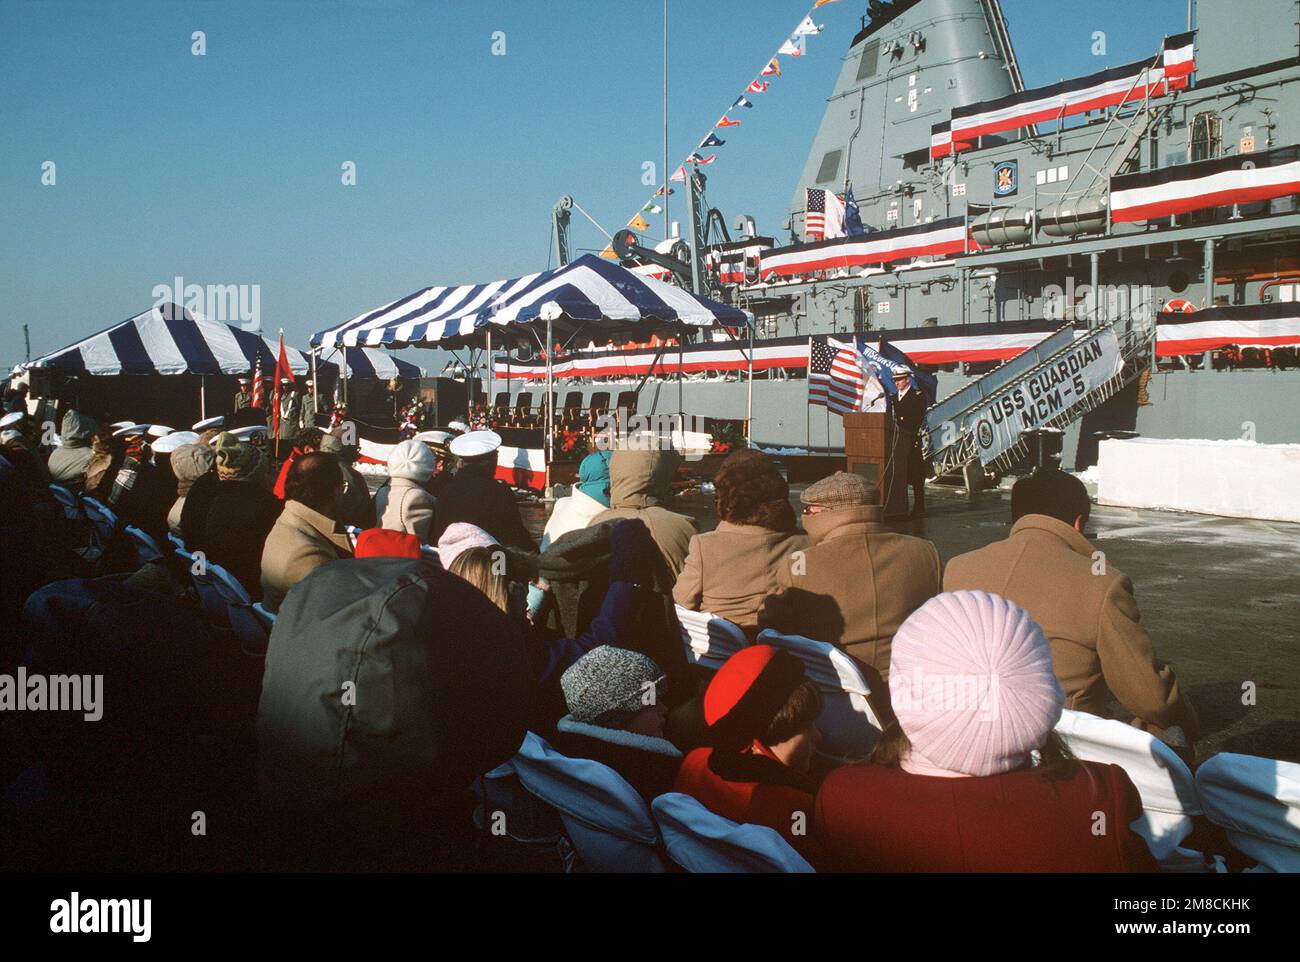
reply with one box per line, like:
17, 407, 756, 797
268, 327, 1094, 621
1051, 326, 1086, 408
814, 0, 840, 8
629, 213, 650, 231
746, 80, 769, 94
793, 16, 823, 36
699, 133, 725, 148
761, 57, 781, 77
599, 245, 618, 260
717, 115, 741, 128
778, 39, 804, 57
642, 202, 663, 214
732, 95, 753, 109
655, 184, 675, 196
669, 166, 687, 182
689, 153, 717, 166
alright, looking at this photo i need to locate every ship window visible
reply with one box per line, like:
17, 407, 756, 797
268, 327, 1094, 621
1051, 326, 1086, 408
816, 149, 842, 184
856, 40, 880, 81
1189, 112, 1222, 162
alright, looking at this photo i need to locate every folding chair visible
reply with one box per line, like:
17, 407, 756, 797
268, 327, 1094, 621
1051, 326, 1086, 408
123, 525, 164, 566
1196, 752, 1300, 873
1054, 708, 1216, 871
652, 792, 815, 873
512, 731, 666, 873
675, 605, 749, 672
190, 557, 270, 656
80, 495, 118, 544
48, 483, 84, 524
756, 629, 883, 762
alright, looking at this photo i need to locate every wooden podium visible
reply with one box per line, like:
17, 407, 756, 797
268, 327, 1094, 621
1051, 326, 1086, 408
842, 412, 911, 520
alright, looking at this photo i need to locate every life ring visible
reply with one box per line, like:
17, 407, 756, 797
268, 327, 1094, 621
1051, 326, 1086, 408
1163, 299, 1196, 314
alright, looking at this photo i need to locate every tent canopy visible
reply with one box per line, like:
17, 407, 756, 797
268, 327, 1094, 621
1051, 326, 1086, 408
311, 253, 752, 351
26, 304, 317, 377
25, 304, 418, 380
324, 346, 424, 380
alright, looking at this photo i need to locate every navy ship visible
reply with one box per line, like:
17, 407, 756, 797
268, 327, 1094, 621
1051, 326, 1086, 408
496, 0, 1300, 477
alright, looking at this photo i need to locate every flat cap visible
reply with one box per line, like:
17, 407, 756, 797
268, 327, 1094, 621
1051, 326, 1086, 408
800, 470, 879, 510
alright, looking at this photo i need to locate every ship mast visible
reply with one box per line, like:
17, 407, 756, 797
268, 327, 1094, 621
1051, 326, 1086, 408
663, 0, 669, 241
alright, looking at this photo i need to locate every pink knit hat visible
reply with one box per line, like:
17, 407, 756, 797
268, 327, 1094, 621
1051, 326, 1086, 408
888, 591, 1064, 778
437, 522, 499, 570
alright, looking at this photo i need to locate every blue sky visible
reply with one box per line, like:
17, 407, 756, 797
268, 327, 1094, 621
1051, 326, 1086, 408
1, 0, 1187, 368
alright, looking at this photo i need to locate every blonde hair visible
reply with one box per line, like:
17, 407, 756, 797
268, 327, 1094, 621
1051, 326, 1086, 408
448, 546, 510, 614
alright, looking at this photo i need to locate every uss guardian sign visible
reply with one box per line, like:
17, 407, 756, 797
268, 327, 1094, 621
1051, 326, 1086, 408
973, 327, 1122, 464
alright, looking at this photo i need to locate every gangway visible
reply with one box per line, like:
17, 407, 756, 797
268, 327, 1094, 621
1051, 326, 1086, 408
921, 320, 1153, 478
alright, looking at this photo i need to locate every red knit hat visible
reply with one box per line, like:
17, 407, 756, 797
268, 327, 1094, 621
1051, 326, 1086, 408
703, 645, 807, 752
355, 528, 422, 560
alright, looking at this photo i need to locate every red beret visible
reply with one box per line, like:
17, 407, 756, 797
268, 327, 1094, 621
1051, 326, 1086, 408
703, 645, 806, 752
355, 528, 422, 560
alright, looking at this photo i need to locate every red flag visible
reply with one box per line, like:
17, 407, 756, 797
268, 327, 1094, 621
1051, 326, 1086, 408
717, 116, 741, 128
746, 80, 768, 94
271, 333, 293, 437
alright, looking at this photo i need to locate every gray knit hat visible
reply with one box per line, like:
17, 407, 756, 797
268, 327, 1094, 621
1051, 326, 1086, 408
801, 470, 879, 510
560, 646, 666, 724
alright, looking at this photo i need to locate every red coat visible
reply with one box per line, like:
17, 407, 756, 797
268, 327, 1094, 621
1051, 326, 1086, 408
673, 746, 822, 863
814, 761, 1157, 872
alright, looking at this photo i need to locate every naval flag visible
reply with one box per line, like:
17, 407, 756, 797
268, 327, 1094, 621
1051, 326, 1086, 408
793, 16, 823, 36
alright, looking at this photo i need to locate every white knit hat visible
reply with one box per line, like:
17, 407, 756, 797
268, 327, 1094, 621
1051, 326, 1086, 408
387, 438, 437, 482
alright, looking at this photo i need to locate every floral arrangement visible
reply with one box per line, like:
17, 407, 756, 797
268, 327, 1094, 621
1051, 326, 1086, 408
710, 419, 746, 455
559, 427, 591, 459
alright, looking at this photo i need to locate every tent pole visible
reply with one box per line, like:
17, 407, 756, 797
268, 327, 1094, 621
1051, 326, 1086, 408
545, 317, 554, 494
486, 327, 493, 424
200, 375, 206, 421
746, 322, 754, 448
342, 346, 348, 407
311, 349, 319, 417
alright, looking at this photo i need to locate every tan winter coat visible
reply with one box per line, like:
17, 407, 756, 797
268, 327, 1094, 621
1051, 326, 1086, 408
758, 504, 940, 683
375, 477, 437, 544
943, 514, 1198, 741
673, 521, 809, 629
260, 500, 353, 612
588, 449, 696, 579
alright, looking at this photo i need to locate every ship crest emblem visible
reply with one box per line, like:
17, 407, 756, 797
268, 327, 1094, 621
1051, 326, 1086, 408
994, 161, 1018, 197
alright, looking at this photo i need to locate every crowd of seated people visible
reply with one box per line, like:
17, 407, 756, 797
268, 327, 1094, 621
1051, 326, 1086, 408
0, 409, 1249, 873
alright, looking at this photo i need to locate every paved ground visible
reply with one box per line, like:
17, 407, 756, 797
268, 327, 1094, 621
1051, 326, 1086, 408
521, 483, 1300, 763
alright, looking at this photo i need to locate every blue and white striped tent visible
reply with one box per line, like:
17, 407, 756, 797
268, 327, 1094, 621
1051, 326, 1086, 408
311, 253, 752, 350
325, 347, 423, 380
25, 304, 419, 380
26, 304, 317, 376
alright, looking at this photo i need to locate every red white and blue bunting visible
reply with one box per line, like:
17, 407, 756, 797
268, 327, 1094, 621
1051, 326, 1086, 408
1155, 303, 1300, 357
932, 32, 1195, 159
757, 217, 969, 279
492, 321, 1065, 381
1111, 145, 1300, 223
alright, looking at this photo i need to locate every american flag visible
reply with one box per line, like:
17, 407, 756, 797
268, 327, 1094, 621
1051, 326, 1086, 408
251, 354, 264, 408
808, 335, 866, 415
804, 187, 846, 241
